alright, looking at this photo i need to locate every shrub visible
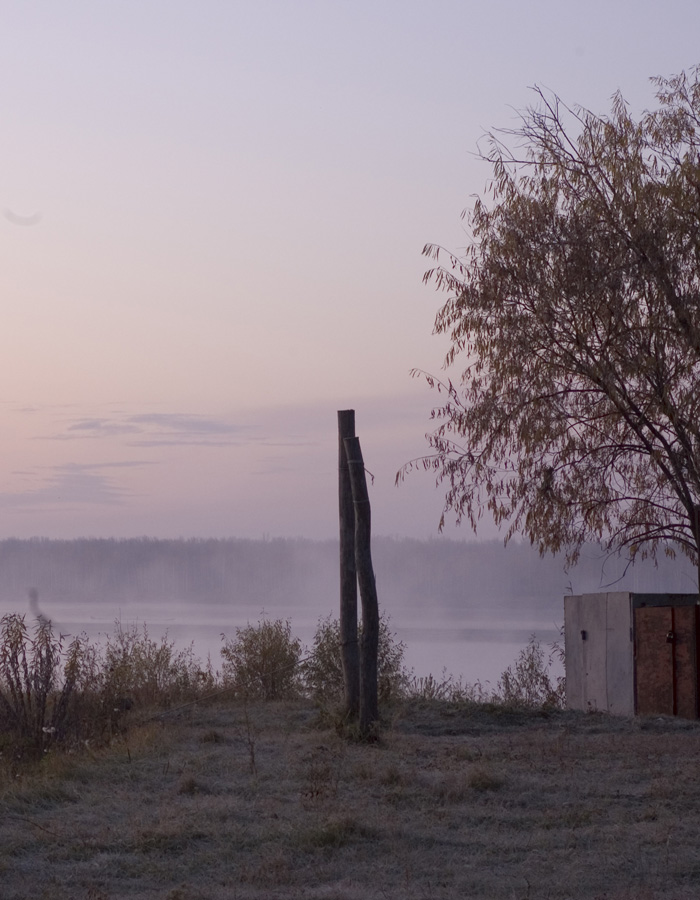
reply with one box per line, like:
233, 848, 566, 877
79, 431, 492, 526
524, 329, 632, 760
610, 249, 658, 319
220, 617, 304, 700
0, 613, 218, 759
50, 630, 107, 744
304, 613, 409, 703
100, 620, 205, 708
0, 613, 89, 756
303, 615, 344, 702
494, 635, 564, 709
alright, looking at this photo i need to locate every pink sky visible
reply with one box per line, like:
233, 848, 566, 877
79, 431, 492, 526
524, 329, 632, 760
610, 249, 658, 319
1, 1, 698, 540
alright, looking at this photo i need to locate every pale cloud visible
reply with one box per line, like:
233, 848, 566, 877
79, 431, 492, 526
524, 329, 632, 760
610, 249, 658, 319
48, 412, 244, 447
0, 461, 153, 511
66, 418, 142, 437
45, 407, 333, 452
126, 412, 244, 447
127, 413, 239, 434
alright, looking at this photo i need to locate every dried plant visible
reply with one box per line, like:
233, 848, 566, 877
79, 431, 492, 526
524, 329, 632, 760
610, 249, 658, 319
304, 613, 410, 703
100, 620, 205, 708
220, 617, 304, 700
0, 614, 83, 755
495, 635, 565, 709
0, 614, 216, 758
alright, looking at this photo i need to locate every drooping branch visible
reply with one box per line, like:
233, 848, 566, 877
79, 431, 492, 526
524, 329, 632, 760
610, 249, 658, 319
406, 68, 700, 571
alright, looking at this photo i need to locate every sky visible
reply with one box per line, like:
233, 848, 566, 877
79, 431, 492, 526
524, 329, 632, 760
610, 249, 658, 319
1, 0, 699, 541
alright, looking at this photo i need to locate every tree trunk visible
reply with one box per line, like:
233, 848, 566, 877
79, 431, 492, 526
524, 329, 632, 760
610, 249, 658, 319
338, 410, 360, 719
343, 435, 379, 735
693, 505, 700, 594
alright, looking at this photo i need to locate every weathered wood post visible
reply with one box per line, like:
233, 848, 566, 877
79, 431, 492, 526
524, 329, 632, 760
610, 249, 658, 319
344, 435, 379, 735
338, 410, 360, 718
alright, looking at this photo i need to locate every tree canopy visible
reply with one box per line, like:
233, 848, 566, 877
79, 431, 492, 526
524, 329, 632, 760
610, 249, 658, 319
403, 67, 700, 578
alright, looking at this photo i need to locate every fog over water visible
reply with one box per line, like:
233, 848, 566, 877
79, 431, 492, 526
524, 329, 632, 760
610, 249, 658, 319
0, 537, 696, 687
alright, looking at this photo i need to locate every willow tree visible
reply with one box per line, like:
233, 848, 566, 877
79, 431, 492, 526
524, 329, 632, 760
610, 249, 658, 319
403, 67, 700, 585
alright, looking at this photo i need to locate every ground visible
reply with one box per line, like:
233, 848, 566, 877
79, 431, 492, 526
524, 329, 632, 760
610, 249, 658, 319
2, 699, 700, 899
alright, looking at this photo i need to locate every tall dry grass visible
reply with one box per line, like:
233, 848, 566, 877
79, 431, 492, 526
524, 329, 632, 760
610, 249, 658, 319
0, 613, 213, 762
1, 608, 565, 773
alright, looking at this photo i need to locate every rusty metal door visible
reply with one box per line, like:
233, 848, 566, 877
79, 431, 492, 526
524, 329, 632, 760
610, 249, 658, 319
634, 606, 699, 718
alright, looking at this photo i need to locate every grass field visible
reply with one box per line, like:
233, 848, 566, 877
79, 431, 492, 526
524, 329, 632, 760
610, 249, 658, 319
2, 697, 700, 899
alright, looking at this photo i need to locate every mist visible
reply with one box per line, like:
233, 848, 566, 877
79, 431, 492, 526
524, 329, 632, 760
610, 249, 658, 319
0, 536, 695, 686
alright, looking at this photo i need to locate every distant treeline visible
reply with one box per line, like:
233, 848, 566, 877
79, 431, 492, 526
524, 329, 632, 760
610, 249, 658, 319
0, 536, 695, 622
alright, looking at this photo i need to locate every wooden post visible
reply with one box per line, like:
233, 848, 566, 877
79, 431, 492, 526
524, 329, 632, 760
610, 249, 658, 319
338, 410, 360, 718
343, 435, 379, 735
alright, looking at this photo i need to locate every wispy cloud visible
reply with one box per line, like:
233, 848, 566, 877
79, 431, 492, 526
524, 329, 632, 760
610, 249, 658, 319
66, 418, 142, 437
126, 413, 243, 447
48, 412, 244, 447
127, 413, 238, 434
0, 461, 153, 511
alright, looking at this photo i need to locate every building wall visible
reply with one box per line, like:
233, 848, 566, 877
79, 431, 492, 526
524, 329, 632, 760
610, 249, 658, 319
564, 592, 634, 715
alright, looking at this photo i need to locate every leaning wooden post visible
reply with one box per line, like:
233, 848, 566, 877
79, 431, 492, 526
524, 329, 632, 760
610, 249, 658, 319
338, 410, 360, 719
343, 435, 379, 735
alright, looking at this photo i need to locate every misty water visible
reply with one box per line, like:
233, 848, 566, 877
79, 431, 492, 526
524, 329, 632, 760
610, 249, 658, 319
0, 537, 695, 689
5, 597, 558, 690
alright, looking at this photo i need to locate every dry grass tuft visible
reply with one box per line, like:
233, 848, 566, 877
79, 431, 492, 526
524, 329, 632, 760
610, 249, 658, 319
467, 764, 505, 792
199, 729, 225, 744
